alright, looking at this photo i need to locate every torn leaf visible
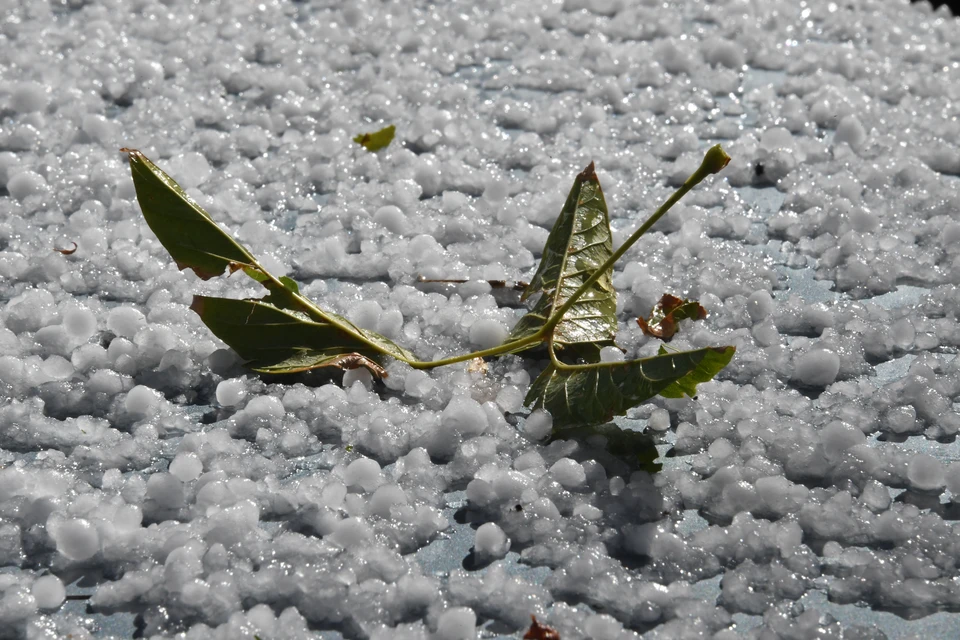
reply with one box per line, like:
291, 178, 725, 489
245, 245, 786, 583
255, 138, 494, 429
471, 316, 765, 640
637, 294, 707, 341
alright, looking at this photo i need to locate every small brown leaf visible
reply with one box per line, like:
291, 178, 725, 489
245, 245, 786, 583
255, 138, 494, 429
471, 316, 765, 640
523, 615, 560, 640
331, 353, 388, 378
54, 241, 78, 255
637, 294, 707, 341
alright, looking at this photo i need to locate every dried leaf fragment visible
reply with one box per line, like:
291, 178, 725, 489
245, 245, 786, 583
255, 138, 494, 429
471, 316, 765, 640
54, 241, 78, 255
523, 615, 560, 640
353, 125, 396, 151
637, 294, 707, 341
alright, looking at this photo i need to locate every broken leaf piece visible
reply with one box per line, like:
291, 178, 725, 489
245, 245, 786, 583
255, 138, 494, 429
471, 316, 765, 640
353, 125, 395, 152
523, 615, 560, 640
53, 241, 78, 255
636, 294, 707, 341
506, 162, 617, 351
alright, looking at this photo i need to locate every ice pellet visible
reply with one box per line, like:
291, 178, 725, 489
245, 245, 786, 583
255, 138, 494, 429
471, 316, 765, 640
550, 458, 586, 488
344, 458, 383, 492
62, 308, 97, 342
169, 453, 204, 482
523, 410, 553, 440
373, 205, 408, 234
793, 349, 840, 387
216, 378, 247, 407
31, 575, 65, 610
107, 307, 147, 339
907, 454, 945, 492
468, 318, 508, 350
473, 522, 510, 561
442, 396, 488, 435
49, 518, 99, 561
125, 385, 161, 417
6, 171, 48, 201
436, 607, 477, 640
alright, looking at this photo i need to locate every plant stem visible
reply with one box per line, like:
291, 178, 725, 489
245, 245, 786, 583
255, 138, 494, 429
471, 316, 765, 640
409, 333, 544, 369
542, 145, 730, 336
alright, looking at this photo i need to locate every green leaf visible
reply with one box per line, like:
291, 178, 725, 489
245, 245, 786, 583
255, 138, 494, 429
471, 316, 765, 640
656, 344, 735, 399
124, 149, 419, 373
191, 296, 392, 376
353, 125, 396, 152
525, 345, 735, 428
506, 163, 617, 351
122, 149, 257, 279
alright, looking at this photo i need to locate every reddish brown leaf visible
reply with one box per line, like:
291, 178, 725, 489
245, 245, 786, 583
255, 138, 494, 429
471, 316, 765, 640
54, 242, 78, 255
637, 294, 707, 341
523, 615, 560, 640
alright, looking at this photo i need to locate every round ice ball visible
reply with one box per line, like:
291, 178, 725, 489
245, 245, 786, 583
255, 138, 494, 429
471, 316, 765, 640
343, 366, 374, 390
442, 396, 488, 436
50, 518, 99, 561
907, 454, 945, 493
599, 346, 625, 363
436, 607, 477, 640
167, 152, 212, 188
474, 522, 510, 561
373, 205, 408, 234
523, 410, 553, 440
834, 115, 867, 149
216, 379, 247, 407
746, 290, 774, 323
344, 458, 382, 492
468, 318, 508, 350
146, 473, 185, 509
32, 575, 65, 610
62, 308, 97, 343
793, 349, 840, 387
550, 458, 586, 488
41, 356, 75, 381
7, 171, 48, 201
647, 408, 671, 432
169, 452, 203, 482
107, 307, 146, 339
125, 385, 161, 417
350, 300, 382, 331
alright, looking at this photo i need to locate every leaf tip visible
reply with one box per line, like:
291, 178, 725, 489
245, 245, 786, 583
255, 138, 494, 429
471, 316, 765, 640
577, 161, 598, 182
189, 296, 206, 316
